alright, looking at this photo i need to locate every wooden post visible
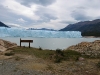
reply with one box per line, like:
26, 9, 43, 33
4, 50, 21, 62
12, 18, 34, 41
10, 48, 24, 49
29, 42, 30, 48
20, 38, 21, 47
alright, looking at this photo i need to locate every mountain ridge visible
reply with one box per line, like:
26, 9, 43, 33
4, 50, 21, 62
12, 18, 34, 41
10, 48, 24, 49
0, 21, 9, 27
60, 19, 100, 36
28, 28, 56, 31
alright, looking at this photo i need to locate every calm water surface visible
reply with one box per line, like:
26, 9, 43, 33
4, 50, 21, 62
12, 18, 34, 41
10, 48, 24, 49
1, 37, 100, 50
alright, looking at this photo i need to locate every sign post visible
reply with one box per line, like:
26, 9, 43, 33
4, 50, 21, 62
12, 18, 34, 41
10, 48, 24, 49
20, 38, 33, 48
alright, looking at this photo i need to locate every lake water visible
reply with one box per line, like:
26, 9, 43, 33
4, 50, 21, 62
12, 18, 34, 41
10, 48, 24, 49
1, 37, 100, 50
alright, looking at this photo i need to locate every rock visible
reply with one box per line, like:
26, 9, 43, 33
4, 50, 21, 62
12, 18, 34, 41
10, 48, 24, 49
67, 40, 100, 57
78, 57, 85, 61
0, 45, 7, 51
0, 39, 17, 52
0, 62, 2, 65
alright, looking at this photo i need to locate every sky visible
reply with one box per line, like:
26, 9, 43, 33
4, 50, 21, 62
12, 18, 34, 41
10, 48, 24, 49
0, 0, 100, 30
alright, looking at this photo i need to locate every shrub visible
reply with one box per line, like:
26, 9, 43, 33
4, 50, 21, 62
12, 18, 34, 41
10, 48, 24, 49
39, 46, 43, 50
54, 55, 63, 63
63, 50, 81, 60
56, 49, 64, 56
53, 49, 64, 63
56, 49, 62, 53
5, 52, 15, 56
54, 50, 82, 62
64, 50, 81, 55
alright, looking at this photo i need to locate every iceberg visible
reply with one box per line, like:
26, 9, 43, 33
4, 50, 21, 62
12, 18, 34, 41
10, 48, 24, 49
0, 27, 82, 38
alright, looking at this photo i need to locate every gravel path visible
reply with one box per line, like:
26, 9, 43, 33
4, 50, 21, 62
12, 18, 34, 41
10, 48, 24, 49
0, 57, 53, 75
0, 56, 100, 75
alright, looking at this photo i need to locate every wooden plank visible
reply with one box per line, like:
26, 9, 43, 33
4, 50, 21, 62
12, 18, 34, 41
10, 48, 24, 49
20, 40, 33, 43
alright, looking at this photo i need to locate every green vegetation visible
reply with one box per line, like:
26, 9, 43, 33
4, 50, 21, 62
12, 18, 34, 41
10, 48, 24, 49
11, 46, 100, 63
63, 50, 81, 61
54, 49, 64, 63
39, 46, 43, 50
5, 52, 15, 56
12, 47, 83, 63
81, 53, 100, 59
3, 46, 100, 75
12, 47, 55, 60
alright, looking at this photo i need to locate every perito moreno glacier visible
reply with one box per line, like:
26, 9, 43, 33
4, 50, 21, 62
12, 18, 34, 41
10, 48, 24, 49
0, 27, 82, 38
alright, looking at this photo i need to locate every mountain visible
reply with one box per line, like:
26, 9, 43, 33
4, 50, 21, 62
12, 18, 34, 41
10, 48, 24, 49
60, 19, 100, 36
0, 21, 9, 27
28, 28, 56, 31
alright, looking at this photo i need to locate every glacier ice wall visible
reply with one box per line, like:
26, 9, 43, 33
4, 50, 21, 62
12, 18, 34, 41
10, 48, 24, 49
0, 27, 82, 38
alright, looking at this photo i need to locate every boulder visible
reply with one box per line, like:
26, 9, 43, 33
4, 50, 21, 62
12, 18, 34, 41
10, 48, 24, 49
67, 40, 100, 57
0, 39, 17, 52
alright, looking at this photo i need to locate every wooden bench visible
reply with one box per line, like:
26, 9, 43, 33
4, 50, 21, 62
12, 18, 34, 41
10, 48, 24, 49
20, 38, 33, 48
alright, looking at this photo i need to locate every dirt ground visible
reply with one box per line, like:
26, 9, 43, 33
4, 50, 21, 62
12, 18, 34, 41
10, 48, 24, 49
0, 50, 100, 75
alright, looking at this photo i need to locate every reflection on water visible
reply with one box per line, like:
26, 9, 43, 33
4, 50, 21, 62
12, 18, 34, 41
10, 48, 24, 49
1, 37, 100, 50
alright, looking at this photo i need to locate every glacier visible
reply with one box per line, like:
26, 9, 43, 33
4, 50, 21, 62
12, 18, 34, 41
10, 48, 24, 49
0, 27, 82, 38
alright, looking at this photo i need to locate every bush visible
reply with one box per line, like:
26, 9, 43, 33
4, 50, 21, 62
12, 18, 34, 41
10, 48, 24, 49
54, 55, 63, 63
63, 50, 81, 60
64, 50, 81, 55
54, 50, 82, 62
5, 52, 15, 56
54, 49, 64, 63
56, 49, 64, 56
39, 46, 43, 50
56, 49, 62, 53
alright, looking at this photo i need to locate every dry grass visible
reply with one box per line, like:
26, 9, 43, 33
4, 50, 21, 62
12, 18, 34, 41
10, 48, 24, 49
44, 59, 100, 75
20, 62, 47, 71
6, 46, 100, 75
12, 46, 55, 60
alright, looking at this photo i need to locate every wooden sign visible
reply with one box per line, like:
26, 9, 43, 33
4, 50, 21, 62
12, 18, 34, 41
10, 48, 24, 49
20, 38, 33, 48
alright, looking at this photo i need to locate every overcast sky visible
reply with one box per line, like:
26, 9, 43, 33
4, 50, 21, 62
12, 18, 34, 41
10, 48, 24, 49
0, 0, 100, 30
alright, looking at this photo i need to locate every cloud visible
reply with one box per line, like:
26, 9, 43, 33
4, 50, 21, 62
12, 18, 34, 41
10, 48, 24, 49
60, 20, 77, 24
0, 0, 100, 30
28, 19, 68, 30
71, 9, 91, 21
17, 0, 56, 6
5, 22, 27, 29
1, 0, 39, 20
5, 22, 21, 27
17, 18, 27, 23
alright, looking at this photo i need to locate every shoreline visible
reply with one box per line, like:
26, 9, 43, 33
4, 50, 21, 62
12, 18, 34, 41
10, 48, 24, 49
82, 36, 100, 38
1, 37, 100, 50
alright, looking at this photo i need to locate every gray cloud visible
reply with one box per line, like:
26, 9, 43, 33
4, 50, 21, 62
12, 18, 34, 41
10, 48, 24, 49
0, 5, 16, 22
1, 0, 100, 30
60, 21, 76, 24
39, 14, 57, 23
35, 6, 57, 22
71, 9, 91, 21
17, 0, 56, 6
43, 14, 57, 20
0, 5, 34, 27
